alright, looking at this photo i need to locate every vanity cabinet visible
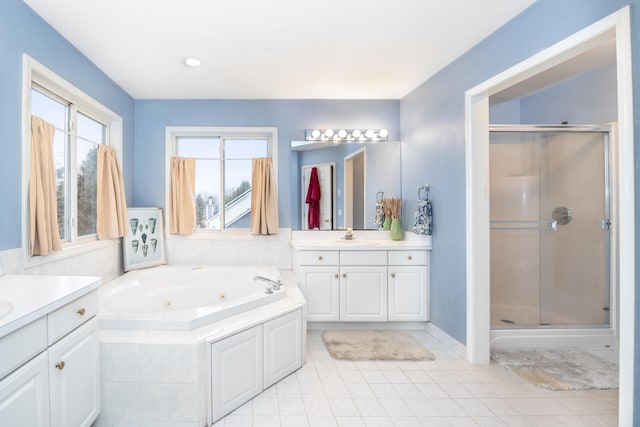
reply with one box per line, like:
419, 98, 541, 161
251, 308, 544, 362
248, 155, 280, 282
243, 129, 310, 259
49, 317, 100, 427
388, 251, 429, 321
339, 251, 388, 321
295, 247, 429, 322
298, 251, 340, 321
0, 281, 100, 427
0, 351, 50, 427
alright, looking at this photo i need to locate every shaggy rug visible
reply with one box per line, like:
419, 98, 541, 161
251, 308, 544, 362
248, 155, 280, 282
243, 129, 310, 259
321, 330, 435, 361
491, 349, 619, 391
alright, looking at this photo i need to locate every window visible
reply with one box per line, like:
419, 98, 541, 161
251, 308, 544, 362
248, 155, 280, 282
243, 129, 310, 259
167, 127, 278, 232
30, 86, 106, 241
23, 55, 123, 259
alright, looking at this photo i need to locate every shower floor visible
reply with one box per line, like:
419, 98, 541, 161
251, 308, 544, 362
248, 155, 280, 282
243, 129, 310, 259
491, 304, 585, 328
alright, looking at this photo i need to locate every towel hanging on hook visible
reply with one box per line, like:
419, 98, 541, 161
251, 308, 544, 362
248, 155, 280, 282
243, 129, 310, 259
412, 185, 432, 235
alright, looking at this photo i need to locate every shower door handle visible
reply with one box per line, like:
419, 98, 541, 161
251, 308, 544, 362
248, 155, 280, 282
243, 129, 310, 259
490, 220, 557, 231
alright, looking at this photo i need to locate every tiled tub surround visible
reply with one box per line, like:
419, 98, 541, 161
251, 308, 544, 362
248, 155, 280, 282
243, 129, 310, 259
165, 228, 293, 269
95, 270, 306, 426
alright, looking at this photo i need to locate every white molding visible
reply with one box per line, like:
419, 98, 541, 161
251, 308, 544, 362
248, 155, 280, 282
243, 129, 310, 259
464, 6, 634, 425
424, 322, 467, 359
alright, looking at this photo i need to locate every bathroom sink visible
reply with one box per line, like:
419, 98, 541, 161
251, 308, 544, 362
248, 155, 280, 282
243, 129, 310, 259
0, 300, 13, 320
334, 239, 378, 246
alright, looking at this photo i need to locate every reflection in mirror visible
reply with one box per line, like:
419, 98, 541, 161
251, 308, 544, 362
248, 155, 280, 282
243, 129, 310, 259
292, 140, 401, 230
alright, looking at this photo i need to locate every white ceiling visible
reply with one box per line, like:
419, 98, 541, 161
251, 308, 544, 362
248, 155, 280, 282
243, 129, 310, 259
23, 0, 536, 100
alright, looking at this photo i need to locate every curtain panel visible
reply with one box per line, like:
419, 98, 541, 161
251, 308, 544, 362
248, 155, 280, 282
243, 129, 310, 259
169, 157, 196, 234
97, 144, 128, 239
250, 157, 279, 235
29, 116, 62, 256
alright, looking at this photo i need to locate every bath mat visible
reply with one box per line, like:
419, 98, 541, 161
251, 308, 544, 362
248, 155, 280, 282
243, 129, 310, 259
321, 330, 435, 361
491, 349, 618, 391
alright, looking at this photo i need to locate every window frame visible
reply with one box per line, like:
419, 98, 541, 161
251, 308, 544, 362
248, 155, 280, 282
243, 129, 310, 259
22, 55, 123, 266
165, 126, 278, 235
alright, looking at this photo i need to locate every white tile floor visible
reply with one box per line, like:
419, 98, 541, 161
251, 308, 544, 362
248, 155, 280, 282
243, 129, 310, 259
213, 329, 619, 427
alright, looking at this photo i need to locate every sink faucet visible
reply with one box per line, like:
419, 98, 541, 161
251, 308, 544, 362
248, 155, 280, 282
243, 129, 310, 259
253, 276, 282, 294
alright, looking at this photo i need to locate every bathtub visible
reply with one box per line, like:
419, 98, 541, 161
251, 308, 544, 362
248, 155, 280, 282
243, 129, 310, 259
99, 265, 287, 331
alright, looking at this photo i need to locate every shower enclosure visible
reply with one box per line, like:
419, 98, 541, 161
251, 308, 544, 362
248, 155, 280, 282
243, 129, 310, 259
489, 125, 612, 334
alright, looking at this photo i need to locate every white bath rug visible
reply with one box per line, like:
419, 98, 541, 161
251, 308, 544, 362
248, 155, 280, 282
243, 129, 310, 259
491, 349, 618, 391
321, 330, 435, 361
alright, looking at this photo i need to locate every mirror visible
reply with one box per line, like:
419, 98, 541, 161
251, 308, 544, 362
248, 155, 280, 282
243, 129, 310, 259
291, 140, 401, 230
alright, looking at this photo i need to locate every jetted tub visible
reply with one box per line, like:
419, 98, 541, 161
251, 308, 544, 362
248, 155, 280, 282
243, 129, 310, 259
99, 265, 286, 331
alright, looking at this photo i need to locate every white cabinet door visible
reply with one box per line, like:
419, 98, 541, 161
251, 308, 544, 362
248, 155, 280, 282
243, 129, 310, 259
340, 266, 388, 321
0, 352, 50, 427
211, 325, 263, 422
388, 266, 428, 321
299, 266, 340, 321
49, 317, 100, 427
263, 310, 302, 388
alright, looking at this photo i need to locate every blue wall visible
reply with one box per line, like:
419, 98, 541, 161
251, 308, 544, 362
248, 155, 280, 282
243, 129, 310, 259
0, 0, 135, 251
520, 63, 618, 124
133, 100, 399, 228
400, 0, 630, 345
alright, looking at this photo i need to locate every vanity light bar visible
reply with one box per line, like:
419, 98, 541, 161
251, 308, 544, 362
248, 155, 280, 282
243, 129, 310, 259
305, 128, 389, 142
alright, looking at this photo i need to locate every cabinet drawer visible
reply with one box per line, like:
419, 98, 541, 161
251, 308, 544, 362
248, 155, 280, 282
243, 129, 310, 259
48, 291, 98, 345
388, 250, 428, 266
340, 251, 387, 266
0, 317, 47, 380
298, 250, 339, 266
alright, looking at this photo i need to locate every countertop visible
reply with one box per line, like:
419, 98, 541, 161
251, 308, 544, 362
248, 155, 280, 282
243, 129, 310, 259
290, 230, 432, 251
289, 239, 431, 251
0, 275, 101, 339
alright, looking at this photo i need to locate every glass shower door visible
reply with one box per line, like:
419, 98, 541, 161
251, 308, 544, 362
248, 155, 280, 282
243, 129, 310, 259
490, 128, 610, 328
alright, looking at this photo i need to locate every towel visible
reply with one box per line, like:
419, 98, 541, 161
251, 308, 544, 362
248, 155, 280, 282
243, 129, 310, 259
306, 167, 321, 229
412, 198, 432, 235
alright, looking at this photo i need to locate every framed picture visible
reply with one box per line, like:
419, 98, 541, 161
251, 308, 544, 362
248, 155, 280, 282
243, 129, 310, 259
123, 207, 166, 271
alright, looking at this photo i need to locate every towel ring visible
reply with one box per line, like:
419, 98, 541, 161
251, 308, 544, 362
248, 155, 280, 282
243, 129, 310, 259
418, 184, 430, 201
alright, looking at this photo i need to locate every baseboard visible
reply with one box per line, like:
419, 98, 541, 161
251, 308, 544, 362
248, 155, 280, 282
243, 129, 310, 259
307, 321, 428, 331
424, 322, 467, 359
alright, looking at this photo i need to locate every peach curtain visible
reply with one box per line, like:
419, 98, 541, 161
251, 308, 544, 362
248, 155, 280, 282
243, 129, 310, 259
250, 157, 279, 235
97, 145, 128, 239
169, 157, 196, 234
29, 116, 62, 256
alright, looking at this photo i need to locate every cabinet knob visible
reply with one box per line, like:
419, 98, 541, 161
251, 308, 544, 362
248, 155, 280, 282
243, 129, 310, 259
408, 255, 413, 260
318, 256, 323, 261
334, 274, 339, 278
391, 273, 396, 278
342, 273, 347, 278
55, 361, 65, 370
77, 307, 86, 316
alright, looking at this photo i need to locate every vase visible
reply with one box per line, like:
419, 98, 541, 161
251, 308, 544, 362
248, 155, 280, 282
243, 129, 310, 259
383, 216, 392, 231
390, 218, 403, 241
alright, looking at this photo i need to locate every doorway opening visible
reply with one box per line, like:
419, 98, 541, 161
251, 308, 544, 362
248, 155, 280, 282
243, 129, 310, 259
344, 148, 366, 229
464, 6, 634, 424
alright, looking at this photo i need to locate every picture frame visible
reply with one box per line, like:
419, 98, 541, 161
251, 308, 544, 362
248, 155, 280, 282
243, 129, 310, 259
123, 207, 166, 271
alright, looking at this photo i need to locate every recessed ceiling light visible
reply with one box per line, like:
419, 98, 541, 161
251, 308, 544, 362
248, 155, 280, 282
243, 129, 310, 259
184, 57, 201, 67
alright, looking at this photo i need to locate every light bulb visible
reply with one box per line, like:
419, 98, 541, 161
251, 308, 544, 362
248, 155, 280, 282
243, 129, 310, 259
352, 129, 362, 138
311, 129, 321, 139
338, 129, 347, 139
365, 129, 375, 139
325, 129, 334, 138
379, 129, 389, 138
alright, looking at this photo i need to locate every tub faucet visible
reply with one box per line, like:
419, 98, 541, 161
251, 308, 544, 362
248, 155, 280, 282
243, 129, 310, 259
253, 276, 282, 293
